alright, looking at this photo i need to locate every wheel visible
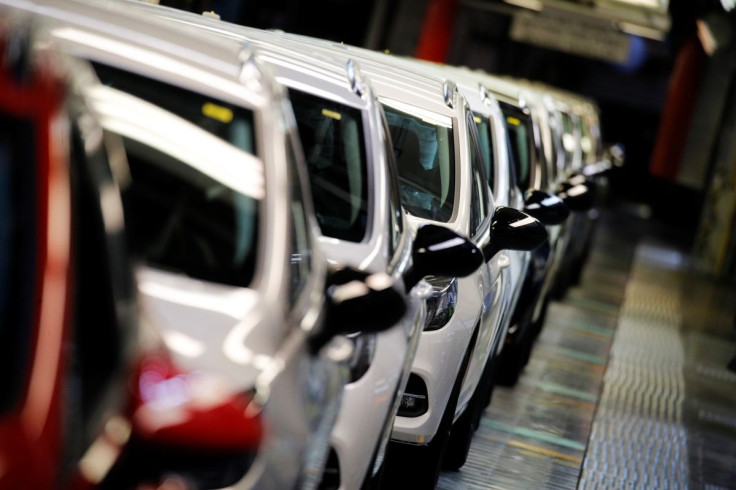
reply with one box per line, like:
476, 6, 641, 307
495, 336, 532, 387
531, 294, 550, 339
444, 348, 497, 471
442, 395, 479, 471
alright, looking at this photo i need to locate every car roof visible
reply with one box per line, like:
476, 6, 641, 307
116, 0, 370, 106
10, 0, 278, 114
266, 33, 459, 118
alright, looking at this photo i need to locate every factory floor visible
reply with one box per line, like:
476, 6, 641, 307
437, 210, 736, 489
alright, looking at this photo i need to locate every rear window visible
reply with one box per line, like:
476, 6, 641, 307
0, 114, 36, 413
289, 89, 368, 242
383, 103, 455, 222
93, 63, 260, 288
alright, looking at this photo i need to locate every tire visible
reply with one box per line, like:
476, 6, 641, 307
442, 395, 479, 471
531, 294, 550, 339
495, 341, 525, 387
495, 336, 533, 387
444, 343, 498, 471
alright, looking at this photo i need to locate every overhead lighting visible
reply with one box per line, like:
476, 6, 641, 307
503, 0, 543, 12
697, 19, 718, 55
618, 22, 667, 41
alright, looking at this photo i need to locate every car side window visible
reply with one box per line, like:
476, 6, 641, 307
467, 113, 490, 239
473, 114, 495, 193
380, 109, 403, 259
289, 89, 368, 243
286, 135, 313, 304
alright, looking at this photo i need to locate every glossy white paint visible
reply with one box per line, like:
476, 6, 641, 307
20, 1, 344, 487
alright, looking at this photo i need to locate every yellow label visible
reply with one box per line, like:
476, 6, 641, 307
506, 116, 521, 126
473, 116, 482, 124
202, 102, 233, 123
321, 108, 342, 120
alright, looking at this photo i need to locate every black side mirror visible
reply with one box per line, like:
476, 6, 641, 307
311, 267, 407, 352
556, 180, 594, 212
483, 207, 548, 259
403, 224, 484, 290
523, 190, 569, 225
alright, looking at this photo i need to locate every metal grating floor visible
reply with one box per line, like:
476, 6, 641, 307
578, 244, 689, 489
437, 211, 736, 489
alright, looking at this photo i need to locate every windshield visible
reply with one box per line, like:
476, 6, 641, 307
93, 63, 260, 288
473, 114, 495, 192
289, 89, 368, 242
502, 107, 533, 192
383, 103, 455, 222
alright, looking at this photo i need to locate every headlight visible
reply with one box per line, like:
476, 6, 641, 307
345, 332, 377, 382
423, 276, 457, 331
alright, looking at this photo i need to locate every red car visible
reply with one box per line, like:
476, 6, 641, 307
0, 20, 263, 490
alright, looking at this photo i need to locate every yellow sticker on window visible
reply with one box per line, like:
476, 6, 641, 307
473, 116, 482, 124
202, 102, 233, 123
321, 108, 342, 120
506, 116, 521, 126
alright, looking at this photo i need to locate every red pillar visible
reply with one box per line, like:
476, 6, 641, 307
414, 0, 460, 63
649, 36, 707, 180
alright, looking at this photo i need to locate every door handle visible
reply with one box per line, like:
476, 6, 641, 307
498, 253, 511, 269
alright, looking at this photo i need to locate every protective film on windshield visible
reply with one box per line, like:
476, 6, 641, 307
289, 89, 368, 242
504, 110, 532, 192
93, 63, 260, 288
383, 104, 455, 223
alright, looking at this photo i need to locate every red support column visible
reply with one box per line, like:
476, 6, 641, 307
414, 0, 460, 63
649, 36, 707, 180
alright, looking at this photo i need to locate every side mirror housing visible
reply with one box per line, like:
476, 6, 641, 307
556, 180, 594, 212
483, 207, 548, 259
523, 190, 569, 225
403, 224, 484, 290
319, 267, 406, 346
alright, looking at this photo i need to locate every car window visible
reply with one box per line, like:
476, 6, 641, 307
561, 111, 575, 170
467, 113, 490, 238
122, 139, 259, 288
92, 63, 260, 288
580, 115, 594, 164
92, 62, 256, 156
286, 135, 313, 304
379, 109, 403, 258
473, 114, 495, 193
289, 89, 368, 243
0, 114, 36, 414
382, 102, 455, 223
502, 107, 533, 192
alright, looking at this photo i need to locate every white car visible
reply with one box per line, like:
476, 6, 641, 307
394, 60, 574, 395
23, 1, 410, 488
93, 3, 489, 488
248, 36, 548, 486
